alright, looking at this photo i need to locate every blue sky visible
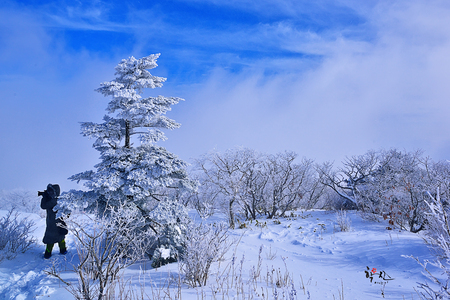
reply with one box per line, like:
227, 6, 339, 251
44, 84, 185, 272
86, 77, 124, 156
1, 0, 450, 192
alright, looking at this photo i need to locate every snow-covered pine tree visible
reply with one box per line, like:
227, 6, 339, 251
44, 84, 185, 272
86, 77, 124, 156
59, 54, 195, 262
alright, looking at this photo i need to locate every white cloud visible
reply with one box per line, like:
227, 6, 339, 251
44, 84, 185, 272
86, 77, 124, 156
0, 4, 123, 191
2, 0, 450, 192
165, 0, 450, 163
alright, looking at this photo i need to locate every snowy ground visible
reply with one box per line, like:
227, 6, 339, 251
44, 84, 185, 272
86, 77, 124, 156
0, 209, 440, 299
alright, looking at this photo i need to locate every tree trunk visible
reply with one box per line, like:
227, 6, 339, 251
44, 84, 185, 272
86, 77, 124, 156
229, 199, 235, 229
125, 121, 131, 148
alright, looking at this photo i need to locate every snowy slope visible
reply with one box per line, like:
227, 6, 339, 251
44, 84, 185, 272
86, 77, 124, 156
0, 209, 439, 299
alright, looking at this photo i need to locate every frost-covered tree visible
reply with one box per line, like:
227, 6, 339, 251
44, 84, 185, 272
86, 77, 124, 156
191, 148, 321, 225
261, 152, 314, 218
318, 149, 429, 232
373, 149, 428, 232
316, 150, 382, 210
194, 148, 256, 228
59, 54, 194, 246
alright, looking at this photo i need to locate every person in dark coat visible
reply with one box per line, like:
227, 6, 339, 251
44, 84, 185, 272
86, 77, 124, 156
40, 184, 67, 259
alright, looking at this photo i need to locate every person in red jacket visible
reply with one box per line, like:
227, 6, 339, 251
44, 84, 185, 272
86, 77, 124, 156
39, 184, 67, 259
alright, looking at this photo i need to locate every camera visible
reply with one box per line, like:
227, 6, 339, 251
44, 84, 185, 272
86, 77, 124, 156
38, 190, 45, 196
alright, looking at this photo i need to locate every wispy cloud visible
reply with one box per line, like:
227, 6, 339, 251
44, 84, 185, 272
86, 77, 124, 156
1, 0, 450, 191
165, 0, 450, 163
179, 0, 360, 20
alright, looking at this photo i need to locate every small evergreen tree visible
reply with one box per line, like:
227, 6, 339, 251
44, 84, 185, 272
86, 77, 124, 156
59, 54, 195, 257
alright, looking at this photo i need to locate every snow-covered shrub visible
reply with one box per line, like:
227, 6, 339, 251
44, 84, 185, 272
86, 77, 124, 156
406, 188, 450, 299
180, 222, 232, 287
151, 246, 177, 268
150, 222, 183, 268
318, 149, 429, 232
148, 197, 190, 267
0, 209, 35, 263
47, 203, 155, 300
336, 210, 352, 232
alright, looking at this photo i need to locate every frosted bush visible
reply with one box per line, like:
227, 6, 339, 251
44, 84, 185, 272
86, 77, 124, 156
47, 203, 155, 300
406, 188, 450, 299
336, 210, 352, 232
0, 209, 36, 263
148, 197, 190, 267
151, 246, 178, 268
180, 222, 232, 287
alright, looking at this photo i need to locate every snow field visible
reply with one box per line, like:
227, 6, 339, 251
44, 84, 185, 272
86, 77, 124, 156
0, 209, 439, 299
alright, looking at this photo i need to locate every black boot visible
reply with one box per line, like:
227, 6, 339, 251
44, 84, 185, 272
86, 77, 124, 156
59, 239, 67, 254
44, 243, 54, 259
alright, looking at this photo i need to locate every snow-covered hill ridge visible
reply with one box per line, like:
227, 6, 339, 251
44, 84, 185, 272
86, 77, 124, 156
0, 209, 438, 299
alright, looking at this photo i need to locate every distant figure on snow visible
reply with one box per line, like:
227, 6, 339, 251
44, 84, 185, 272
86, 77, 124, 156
39, 184, 68, 259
